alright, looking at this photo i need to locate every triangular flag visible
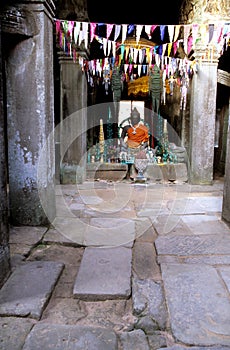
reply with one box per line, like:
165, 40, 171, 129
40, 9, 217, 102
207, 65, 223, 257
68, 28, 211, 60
90, 23, 97, 42
74, 22, 80, 44
82, 22, 88, 49
107, 24, 114, 39
62, 20, 68, 34
114, 25, 121, 41
216, 23, 224, 43
168, 43, 173, 56
122, 24, 127, 43
107, 40, 111, 56
120, 44, 125, 60
136, 25, 143, 43
139, 49, 143, 64
183, 24, 191, 54
125, 46, 129, 60
138, 64, 142, 77
112, 42, 116, 58
145, 25, 152, 39
187, 35, 193, 54
200, 24, 208, 44
151, 25, 157, 34
168, 25, 175, 43
192, 24, 199, 43
134, 48, 138, 63
155, 54, 160, 66
130, 47, 134, 61
68, 21, 74, 37
56, 20, 61, 35
173, 42, 178, 55
208, 24, 214, 43
173, 25, 180, 42
162, 43, 167, 57
128, 24, 135, 35
78, 29, 83, 46
160, 25, 166, 41
103, 38, 107, 56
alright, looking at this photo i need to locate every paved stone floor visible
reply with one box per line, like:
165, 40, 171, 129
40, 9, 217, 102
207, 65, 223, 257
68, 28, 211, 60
1, 177, 230, 349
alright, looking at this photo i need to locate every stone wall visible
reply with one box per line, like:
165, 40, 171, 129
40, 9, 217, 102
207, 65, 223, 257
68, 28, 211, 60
179, 0, 230, 24
2, 0, 56, 225
0, 20, 11, 287
55, 0, 88, 20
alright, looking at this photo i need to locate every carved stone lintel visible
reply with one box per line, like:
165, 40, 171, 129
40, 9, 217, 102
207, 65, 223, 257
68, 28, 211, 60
0, 0, 56, 37
0, 7, 37, 37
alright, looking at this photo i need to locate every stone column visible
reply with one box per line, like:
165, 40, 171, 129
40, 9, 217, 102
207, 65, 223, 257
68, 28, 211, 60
59, 56, 87, 184
5, 0, 56, 225
189, 44, 219, 184
0, 21, 11, 287
222, 97, 230, 224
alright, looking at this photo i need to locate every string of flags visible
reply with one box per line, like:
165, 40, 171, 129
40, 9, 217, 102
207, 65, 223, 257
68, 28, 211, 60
55, 19, 230, 66
55, 19, 230, 104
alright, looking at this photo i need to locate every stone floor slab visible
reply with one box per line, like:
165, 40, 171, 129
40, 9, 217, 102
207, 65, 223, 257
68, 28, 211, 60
132, 242, 161, 281
22, 323, 118, 350
0, 261, 64, 319
167, 196, 223, 216
218, 266, 230, 293
84, 218, 135, 247
9, 226, 47, 257
42, 227, 81, 246
0, 317, 35, 350
158, 347, 230, 350
161, 263, 230, 346
119, 329, 150, 350
52, 216, 136, 247
181, 214, 230, 235
73, 247, 132, 300
152, 215, 192, 235
9, 226, 47, 245
155, 234, 230, 256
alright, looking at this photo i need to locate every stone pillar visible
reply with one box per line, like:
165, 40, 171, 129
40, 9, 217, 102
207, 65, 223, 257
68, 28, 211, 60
0, 21, 11, 287
222, 97, 230, 224
5, 0, 56, 225
59, 56, 87, 184
189, 44, 218, 184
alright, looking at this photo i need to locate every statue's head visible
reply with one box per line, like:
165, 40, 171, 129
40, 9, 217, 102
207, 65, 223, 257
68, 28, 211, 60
131, 107, 140, 124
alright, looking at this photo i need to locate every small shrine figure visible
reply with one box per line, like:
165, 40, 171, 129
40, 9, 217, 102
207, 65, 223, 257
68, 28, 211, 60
111, 63, 122, 119
169, 74, 175, 96
149, 65, 163, 114
103, 66, 110, 95
180, 74, 189, 111
161, 69, 167, 105
120, 107, 149, 180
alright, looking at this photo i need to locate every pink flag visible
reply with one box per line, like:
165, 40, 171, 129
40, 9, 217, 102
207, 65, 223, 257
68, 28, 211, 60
68, 21, 74, 36
107, 24, 114, 39
151, 25, 157, 34
187, 35, 193, 54
90, 23, 97, 42
173, 42, 178, 55
56, 20, 61, 35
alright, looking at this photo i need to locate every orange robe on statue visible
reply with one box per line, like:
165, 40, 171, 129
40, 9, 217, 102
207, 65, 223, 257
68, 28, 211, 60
126, 124, 149, 148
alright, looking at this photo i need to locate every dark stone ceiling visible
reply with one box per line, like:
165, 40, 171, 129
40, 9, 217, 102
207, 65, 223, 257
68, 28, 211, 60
87, 0, 182, 25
